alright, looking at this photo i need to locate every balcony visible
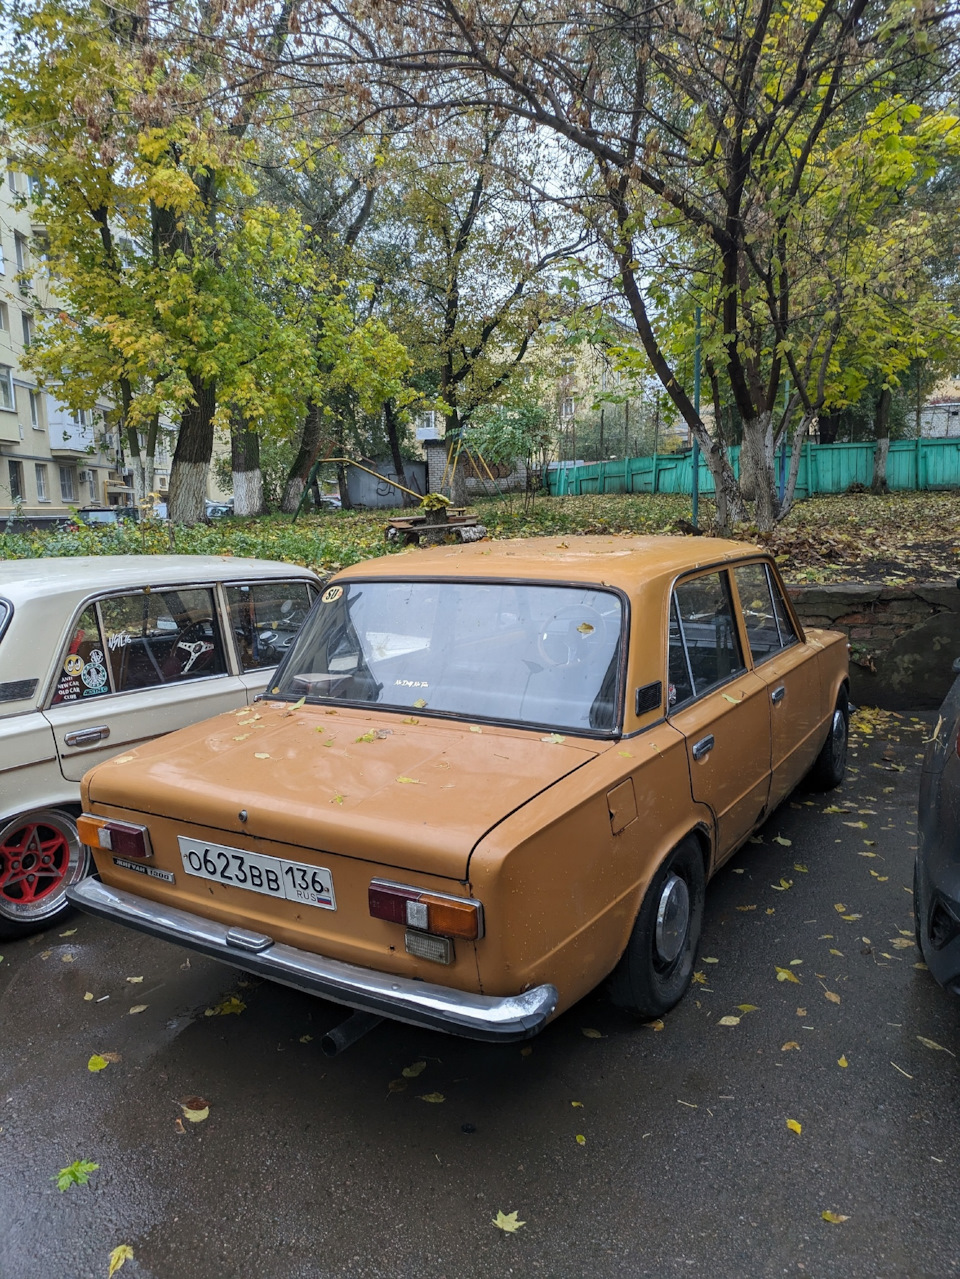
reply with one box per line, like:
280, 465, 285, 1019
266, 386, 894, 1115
47, 403, 94, 456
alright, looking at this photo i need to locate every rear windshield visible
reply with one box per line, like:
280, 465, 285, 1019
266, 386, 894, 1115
269, 580, 624, 734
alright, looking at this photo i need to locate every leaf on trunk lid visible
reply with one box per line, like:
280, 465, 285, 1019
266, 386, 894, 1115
330, 793, 345, 805
541, 733, 566, 744
396, 776, 422, 785
418, 1092, 445, 1103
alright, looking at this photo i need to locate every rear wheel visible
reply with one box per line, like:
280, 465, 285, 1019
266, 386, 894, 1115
0, 809, 88, 940
609, 837, 706, 1019
807, 691, 849, 791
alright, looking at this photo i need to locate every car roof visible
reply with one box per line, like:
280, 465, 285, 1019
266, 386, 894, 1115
0, 555, 319, 607
339, 535, 765, 588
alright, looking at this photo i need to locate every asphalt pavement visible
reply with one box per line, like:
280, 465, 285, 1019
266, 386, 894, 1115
2, 709, 958, 1279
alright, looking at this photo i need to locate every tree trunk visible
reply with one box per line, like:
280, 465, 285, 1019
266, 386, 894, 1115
168, 375, 215, 525
281, 400, 322, 514
231, 417, 263, 515
871, 388, 892, 494
740, 413, 779, 532
384, 399, 413, 506
779, 416, 816, 518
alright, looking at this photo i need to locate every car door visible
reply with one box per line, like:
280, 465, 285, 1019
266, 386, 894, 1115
666, 569, 771, 860
222, 579, 317, 699
732, 561, 823, 809
44, 586, 248, 783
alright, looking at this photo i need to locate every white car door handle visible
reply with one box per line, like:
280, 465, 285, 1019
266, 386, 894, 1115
771, 686, 786, 705
64, 725, 110, 747
692, 734, 715, 761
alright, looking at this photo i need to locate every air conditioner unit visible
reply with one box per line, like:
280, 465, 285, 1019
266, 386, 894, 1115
77, 469, 90, 483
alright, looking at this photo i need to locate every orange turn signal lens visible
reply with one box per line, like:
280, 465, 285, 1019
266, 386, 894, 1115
419, 894, 483, 940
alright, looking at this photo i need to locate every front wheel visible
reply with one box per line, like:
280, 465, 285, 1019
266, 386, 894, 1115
608, 837, 706, 1019
0, 809, 89, 940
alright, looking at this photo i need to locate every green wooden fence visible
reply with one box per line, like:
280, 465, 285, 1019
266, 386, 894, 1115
546, 438, 960, 498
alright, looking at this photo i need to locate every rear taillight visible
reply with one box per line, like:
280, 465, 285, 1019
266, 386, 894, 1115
78, 814, 153, 860
369, 879, 484, 940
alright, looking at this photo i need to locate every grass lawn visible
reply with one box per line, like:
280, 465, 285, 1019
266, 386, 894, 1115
2, 490, 958, 584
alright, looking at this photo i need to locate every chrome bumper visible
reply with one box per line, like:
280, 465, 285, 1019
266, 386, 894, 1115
67, 878, 558, 1043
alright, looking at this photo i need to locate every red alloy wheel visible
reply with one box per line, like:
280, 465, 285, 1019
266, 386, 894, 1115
0, 810, 85, 929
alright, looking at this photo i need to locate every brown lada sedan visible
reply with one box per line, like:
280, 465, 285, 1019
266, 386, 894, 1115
69, 537, 849, 1042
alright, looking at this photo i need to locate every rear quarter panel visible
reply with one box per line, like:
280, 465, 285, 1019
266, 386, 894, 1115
468, 724, 713, 1012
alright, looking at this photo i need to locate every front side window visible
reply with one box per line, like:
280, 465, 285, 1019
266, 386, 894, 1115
51, 606, 111, 704
670, 572, 746, 701
734, 562, 797, 663
98, 588, 227, 692
225, 581, 315, 671
272, 580, 624, 734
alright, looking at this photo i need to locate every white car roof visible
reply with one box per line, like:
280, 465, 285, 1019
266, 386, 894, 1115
0, 555, 318, 608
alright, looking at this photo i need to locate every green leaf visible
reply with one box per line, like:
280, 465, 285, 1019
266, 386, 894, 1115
53, 1160, 99, 1192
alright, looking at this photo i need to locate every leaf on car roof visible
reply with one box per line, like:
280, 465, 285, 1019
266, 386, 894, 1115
356, 731, 377, 743
282, 696, 306, 716
233, 733, 251, 742
469, 725, 483, 733
402, 717, 420, 725
396, 776, 422, 784
541, 733, 566, 744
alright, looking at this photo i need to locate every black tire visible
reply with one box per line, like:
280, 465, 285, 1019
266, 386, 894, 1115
913, 859, 925, 957
609, 836, 706, 1019
0, 809, 89, 941
807, 691, 849, 791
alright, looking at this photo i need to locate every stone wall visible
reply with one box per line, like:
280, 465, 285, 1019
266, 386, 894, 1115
787, 581, 960, 710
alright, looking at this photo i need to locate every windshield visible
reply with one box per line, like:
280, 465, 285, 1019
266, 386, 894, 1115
270, 579, 624, 734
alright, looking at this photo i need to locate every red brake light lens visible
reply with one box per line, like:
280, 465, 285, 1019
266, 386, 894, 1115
369, 879, 483, 940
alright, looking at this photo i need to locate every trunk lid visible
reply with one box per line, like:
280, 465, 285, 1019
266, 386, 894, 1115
85, 701, 603, 879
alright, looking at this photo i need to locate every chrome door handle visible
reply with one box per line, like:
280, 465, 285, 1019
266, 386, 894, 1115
771, 686, 786, 705
64, 725, 110, 747
691, 734, 715, 761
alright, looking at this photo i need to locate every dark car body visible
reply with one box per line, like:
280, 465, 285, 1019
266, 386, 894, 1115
916, 664, 960, 991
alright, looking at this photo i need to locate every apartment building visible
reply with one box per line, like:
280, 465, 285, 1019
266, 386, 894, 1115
0, 161, 172, 528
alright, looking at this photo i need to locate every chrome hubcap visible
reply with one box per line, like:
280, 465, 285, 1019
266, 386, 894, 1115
655, 873, 690, 965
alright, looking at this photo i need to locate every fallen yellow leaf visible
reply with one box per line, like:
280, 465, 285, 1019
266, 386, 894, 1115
419, 1092, 445, 1103
87, 1054, 109, 1072
402, 1060, 427, 1078
108, 1245, 134, 1277
824, 990, 841, 1004
781, 1041, 801, 1051
253, 752, 271, 760
396, 775, 422, 784
492, 1210, 525, 1233
822, 1211, 849, 1224
917, 1036, 956, 1056
128, 1005, 148, 1015
718, 1015, 740, 1026
575, 1133, 586, 1145
644, 1018, 665, 1031
786, 1119, 802, 1134
776, 966, 801, 983
581, 1027, 604, 1039
838, 1055, 849, 1068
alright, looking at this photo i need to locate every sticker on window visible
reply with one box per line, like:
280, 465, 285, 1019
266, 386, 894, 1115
321, 585, 344, 604
63, 654, 84, 677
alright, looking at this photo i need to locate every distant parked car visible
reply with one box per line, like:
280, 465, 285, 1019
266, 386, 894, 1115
73, 506, 138, 527
70, 537, 849, 1043
915, 658, 960, 991
0, 556, 320, 939
205, 500, 234, 519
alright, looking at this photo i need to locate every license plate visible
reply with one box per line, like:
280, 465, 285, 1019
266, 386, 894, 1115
178, 837, 336, 910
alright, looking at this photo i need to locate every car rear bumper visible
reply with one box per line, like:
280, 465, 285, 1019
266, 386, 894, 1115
67, 877, 558, 1042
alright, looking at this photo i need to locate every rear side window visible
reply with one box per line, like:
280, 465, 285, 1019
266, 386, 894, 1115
671, 572, 746, 700
51, 605, 111, 704
734, 563, 797, 663
225, 581, 315, 671
98, 588, 227, 691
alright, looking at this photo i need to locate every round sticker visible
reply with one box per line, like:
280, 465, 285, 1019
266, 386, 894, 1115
63, 654, 84, 677
89, 649, 104, 666
81, 662, 107, 689
321, 585, 344, 603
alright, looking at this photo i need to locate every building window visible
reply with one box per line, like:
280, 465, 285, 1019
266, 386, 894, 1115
87, 469, 98, 502
35, 462, 48, 501
0, 366, 14, 411
29, 390, 42, 429
0, 302, 8, 330
59, 466, 76, 502
21, 313, 33, 347
8, 459, 23, 500
561, 397, 575, 419
69, 408, 88, 428
6, 165, 16, 194
27, 174, 41, 197
14, 233, 28, 273
0, 242, 5, 275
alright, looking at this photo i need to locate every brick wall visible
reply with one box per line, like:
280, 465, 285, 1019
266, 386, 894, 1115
787, 582, 960, 710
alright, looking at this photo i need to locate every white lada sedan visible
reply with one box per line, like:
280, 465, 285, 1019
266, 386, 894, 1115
0, 555, 320, 939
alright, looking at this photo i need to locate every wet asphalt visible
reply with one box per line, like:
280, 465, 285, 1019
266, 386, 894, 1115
1, 709, 958, 1279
